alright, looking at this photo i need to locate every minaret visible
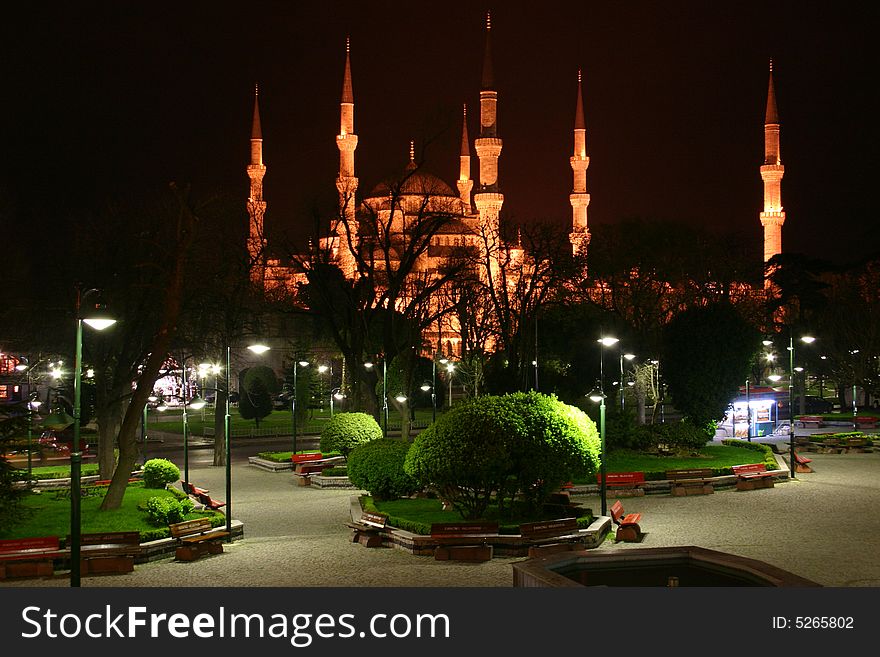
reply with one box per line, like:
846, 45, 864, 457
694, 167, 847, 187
246, 84, 267, 285
569, 69, 591, 257
473, 11, 504, 238
336, 37, 359, 278
760, 59, 785, 277
457, 104, 473, 211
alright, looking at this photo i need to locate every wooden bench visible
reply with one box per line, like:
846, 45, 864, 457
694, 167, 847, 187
75, 531, 142, 574
347, 511, 388, 548
169, 517, 230, 562
793, 436, 819, 452
291, 455, 345, 485
597, 471, 646, 496
0, 536, 64, 579
731, 463, 775, 491
793, 451, 813, 473
182, 481, 226, 510
609, 500, 643, 543
430, 522, 499, 562
841, 437, 872, 453
665, 468, 715, 496
854, 416, 878, 429
814, 437, 844, 454
797, 415, 824, 428
519, 517, 579, 540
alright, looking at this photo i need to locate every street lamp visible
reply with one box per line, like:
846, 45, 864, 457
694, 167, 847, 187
588, 382, 607, 518
330, 387, 344, 417
70, 287, 116, 587
26, 392, 42, 481
788, 334, 815, 478
440, 358, 455, 408
620, 352, 636, 411
597, 336, 619, 393
421, 380, 435, 424
291, 359, 309, 455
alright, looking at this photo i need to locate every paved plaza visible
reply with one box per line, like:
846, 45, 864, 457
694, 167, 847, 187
2, 436, 879, 588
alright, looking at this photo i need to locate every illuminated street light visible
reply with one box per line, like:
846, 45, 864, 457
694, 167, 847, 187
587, 382, 608, 518
291, 359, 309, 455
70, 287, 116, 587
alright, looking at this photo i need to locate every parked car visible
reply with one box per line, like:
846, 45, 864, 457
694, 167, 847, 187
778, 395, 834, 419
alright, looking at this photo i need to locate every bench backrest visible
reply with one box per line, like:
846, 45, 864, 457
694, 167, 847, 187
731, 463, 767, 476
666, 468, 713, 480
0, 536, 60, 554
430, 522, 499, 538
76, 532, 141, 546
360, 512, 388, 529
598, 472, 645, 486
291, 453, 323, 463
609, 500, 625, 523
519, 517, 578, 539
169, 518, 214, 538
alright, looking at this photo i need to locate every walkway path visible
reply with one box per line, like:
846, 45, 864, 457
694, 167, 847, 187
3, 446, 879, 588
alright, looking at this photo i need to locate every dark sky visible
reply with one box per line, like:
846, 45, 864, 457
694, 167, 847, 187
3, 1, 876, 265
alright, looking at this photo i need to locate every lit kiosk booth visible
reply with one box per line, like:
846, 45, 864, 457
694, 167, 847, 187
724, 387, 783, 439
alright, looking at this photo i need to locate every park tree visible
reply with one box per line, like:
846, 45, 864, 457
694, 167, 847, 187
661, 302, 762, 431
238, 365, 278, 428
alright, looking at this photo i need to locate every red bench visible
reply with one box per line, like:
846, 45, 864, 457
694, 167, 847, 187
731, 463, 775, 491
182, 481, 226, 510
597, 471, 646, 496
75, 531, 142, 574
291, 452, 324, 464
0, 536, 64, 579
347, 511, 388, 548
793, 451, 813, 473
430, 522, 499, 562
609, 500, 643, 542
797, 415, 824, 428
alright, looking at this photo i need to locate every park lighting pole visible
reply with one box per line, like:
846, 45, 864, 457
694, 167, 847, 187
26, 392, 42, 482
291, 359, 309, 455
70, 287, 116, 587
597, 336, 619, 394
788, 334, 815, 478
421, 380, 434, 423
440, 358, 455, 408
620, 352, 635, 411
431, 356, 437, 422
588, 383, 608, 518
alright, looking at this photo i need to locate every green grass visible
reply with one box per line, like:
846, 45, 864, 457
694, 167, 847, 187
368, 496, 593, 536
8, 464, 102, 480
1, 484, 223, 541
609, 445, 763, 471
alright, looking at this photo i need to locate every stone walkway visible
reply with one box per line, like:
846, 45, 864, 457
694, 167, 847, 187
2, 445, 879, 588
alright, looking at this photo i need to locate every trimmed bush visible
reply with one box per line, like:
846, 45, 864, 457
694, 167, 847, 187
319, 412, 382, 457
144, 495, 193, 526
142, 458, 181, 489
347, 439, 419, 501
404, 391, 600, 519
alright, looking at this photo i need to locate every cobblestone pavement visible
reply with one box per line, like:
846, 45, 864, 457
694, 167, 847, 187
2, 445, 879, 588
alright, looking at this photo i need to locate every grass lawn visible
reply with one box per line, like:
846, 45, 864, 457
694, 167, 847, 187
1, 484, 222, 541
605, 445, 765, 472
368, 496, 593, 535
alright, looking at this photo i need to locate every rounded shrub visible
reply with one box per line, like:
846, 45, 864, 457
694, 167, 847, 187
404, 391, 600, 519
347, 438, 419, 501
144, 495, 193, 526
142, 458, 181, 489
319, 412, 382, 457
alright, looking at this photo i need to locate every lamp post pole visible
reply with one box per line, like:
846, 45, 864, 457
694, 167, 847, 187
599, 394, 606, 517
788, 334, 796, 478
71, 311, 84, 587
182, 360, 189, 487
382, 360, 388, 437
70, 287, 116, 586
431, 357, 437, 423
291, 360, 307, 455
225, 345, 232, 542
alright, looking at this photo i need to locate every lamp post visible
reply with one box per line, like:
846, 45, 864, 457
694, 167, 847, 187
788, 334, 815, 478
597, 336, 619, 393
440, 358, 455, 408
421, 380, 435, 424
291, 359, 309, 455
181, 358, 207, 488
330, 387, 344, 417
70, 287, 116, 587
588, 383, 607, 517
620, 352, 635, 411
431, 356, 437, 422
26, 393, 42, 482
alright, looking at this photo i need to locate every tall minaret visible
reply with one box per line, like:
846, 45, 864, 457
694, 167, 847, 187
246, 84, 267, 285
473, 11, 504, 238
457, 104, 473, 211
569, 69, 591, 257
760, 59, 785, 276
336, 37, 359, 278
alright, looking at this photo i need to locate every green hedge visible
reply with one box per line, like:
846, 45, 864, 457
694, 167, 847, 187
348, 439, 418, 501
319, 413, 382, 457
720, 439, 778, 470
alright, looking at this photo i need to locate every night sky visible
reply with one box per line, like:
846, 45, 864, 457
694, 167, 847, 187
3, 1, 875, 265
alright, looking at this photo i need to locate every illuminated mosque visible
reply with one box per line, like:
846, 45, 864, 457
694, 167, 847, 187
242, 14, 786, 354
